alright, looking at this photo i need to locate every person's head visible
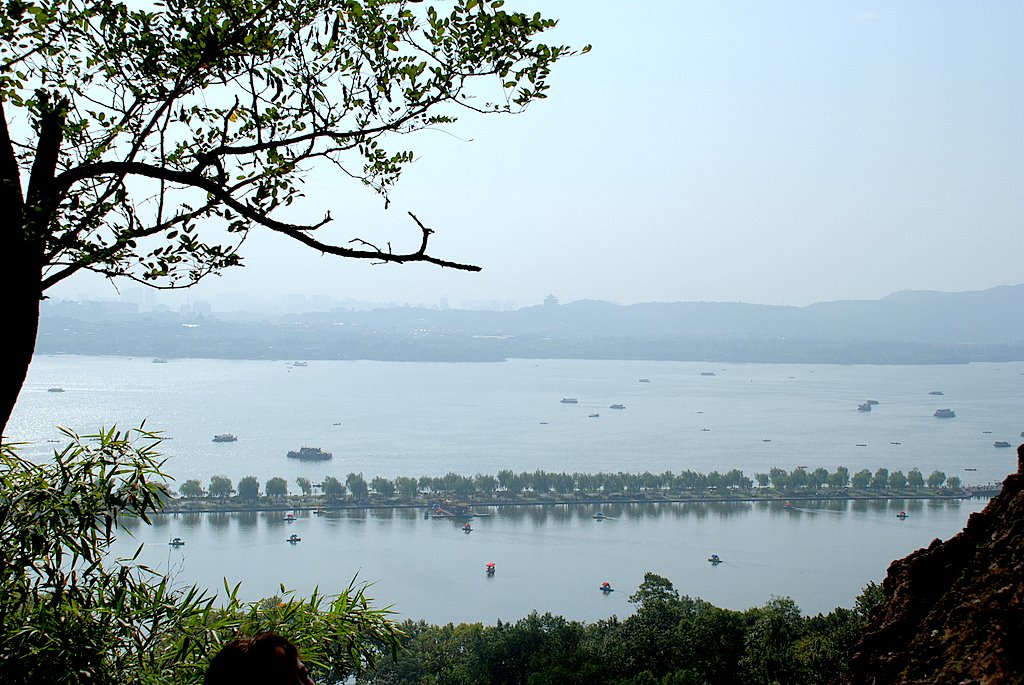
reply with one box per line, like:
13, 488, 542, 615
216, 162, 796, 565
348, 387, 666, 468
204, 633, 315, 685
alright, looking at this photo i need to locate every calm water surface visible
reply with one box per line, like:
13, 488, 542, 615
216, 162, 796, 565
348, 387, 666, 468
11, 356, 1017, 622
10, 357, 1023, 485
115, 497, 985, 623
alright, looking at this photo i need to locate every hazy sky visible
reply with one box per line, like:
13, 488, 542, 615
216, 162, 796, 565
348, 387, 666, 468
54, 1, 1024, 310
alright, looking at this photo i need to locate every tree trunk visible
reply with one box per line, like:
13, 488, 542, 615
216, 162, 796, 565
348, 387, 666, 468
1, 269, 42, 438
0, 98, 49, 438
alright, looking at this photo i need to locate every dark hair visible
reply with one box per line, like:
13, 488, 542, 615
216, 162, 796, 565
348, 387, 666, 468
205, 633, 304, 685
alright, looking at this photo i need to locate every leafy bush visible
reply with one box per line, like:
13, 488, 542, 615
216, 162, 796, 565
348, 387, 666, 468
0, 427, 401, 684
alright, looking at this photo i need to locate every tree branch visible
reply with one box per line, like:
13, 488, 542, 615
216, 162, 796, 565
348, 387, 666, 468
50, 160, 481, 273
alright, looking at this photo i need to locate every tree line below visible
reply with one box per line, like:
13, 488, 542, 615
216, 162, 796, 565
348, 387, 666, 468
356, 571, 884, 685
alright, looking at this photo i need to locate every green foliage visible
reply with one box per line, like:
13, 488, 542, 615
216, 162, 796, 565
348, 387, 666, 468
739, 597, 805, 685
630, 572, 680, 607
180, 477, 204, 497
0, 429, 403, 683
870, 468, 889, 489
370, 476, 395, 498
807, 467, 829, 490
2, 0, 585, 292
828, 466, 850, 489
768, 467, 789, 490
265, 476, 289, 498
347, 472, 369, 501
888, 470, 907, 489
789, 467, 808, 489
907, 468, 924, 489
395, 475, 419, 498
927, 470, 947, 488
169, 462, 960, 508
854, 581, 885, 620
208, 473, 234, 498
322, 475, 346, 501
358, 574, 877, 685
237, 475, 260, 500
851, 469, 872, 489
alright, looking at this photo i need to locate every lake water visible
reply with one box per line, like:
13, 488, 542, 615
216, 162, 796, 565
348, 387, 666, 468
115, 497, 984, 623
9, 356, 1020, 621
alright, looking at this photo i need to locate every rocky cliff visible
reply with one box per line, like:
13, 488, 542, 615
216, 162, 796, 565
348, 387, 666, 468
850, 445, 1024, 684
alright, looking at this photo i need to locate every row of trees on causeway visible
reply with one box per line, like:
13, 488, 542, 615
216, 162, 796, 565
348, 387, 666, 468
175, 465, 965, 502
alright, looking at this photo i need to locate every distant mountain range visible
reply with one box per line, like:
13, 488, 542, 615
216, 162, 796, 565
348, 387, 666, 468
38, 284, 1024, 364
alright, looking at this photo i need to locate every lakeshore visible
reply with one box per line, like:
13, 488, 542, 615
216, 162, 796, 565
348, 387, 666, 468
159, 487, 984, 515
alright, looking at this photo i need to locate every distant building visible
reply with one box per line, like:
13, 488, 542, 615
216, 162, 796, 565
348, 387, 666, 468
191, 301, 213, 316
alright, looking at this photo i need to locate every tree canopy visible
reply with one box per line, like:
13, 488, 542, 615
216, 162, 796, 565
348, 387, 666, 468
0, 0, 585, 434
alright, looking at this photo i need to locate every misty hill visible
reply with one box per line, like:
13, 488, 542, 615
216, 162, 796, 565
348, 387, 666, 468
37, 284, 1024, 364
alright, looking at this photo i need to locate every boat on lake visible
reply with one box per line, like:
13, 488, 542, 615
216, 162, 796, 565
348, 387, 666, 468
292, 361, 308, 367
284, 512, 296, 522
708, 554, 722, 565
47, 387, 64, 393
287, 534, 302, 543
609, 404, 625, 409
560, 398, 578, 404
638, 378, 651, 383
588, 413, 600, 418
486, 562, 496, 575
897, 511, 908, 520
994, 441, 1011, 448
783, 501, 795, 511
152, 358, 168, 364
463, 522, 472, 533
929, 390, 944, 395
287, 446, 333, 461
700, 371, 716, 376
430, 500, 475, 519
934, 409, 956, 418
212, 433, 237, 443
593, 511, 606, 520
599, 582, 614, 593
865, 400, 879, 405
169, 537, 185, 547
857, 402, 872, 412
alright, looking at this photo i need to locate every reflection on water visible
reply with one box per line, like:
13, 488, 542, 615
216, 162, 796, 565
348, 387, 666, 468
208, 513, 231, 529
108, 497, 984, 625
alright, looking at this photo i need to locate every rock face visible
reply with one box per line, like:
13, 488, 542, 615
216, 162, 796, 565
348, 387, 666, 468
850, 445, 1024, 684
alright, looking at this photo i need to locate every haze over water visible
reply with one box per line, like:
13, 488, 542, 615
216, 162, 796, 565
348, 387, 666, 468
12, 356, 1021, 486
